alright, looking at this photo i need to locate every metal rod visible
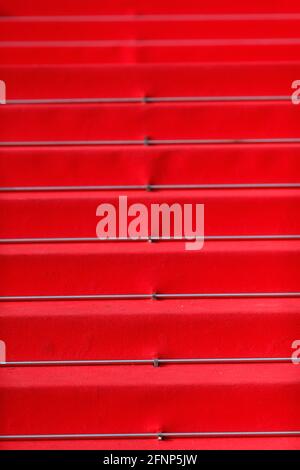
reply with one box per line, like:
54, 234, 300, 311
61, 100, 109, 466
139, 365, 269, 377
2, 38, 300, 47
0, 430, 300, 441
0, 235, 300, 244
1, 357, 299, 367
0, 292, 300, 301
1, 183, 300, 192
2, 13, 300, 22
157, 292, 300, 299
6, 95, 290, 105
153, 138, 300, 145
1, 138, 300, 147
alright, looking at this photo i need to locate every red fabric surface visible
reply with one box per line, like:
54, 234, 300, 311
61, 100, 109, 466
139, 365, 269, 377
0, 298, 298, 361
1, 18, 300, 42
0, 364, 299, 435
0, 189, 299, 237
1, 102, 300, 141
1, 0, 300, 15
0, 63, 299, 98
1, 1, 300, 451
1, 145, 300, 187
2, 42, 300, 65
0, 240, 299, 296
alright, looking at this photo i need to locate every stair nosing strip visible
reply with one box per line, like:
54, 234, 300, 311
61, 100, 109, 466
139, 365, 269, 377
1, 357, 299, 367
2, 138, 300, 147
0, 292, 300, 301
0, 430, 300, 440
2, 13, 300, 22
6, 96, 291, 104
0, 235, 300, 244
3, 38, 300, 47
1, 183, 300, 191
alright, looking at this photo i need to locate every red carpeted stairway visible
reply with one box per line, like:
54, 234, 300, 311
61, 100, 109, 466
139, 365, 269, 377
0, 0, 300, 450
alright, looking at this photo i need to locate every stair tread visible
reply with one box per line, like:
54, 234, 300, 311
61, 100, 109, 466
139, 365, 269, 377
1, 363, 299, 436
1, 63, 299, 98
1, 240, 299, 296
2, 0, 300, 15
0, 188, 299, 238
1, 298, 298, 361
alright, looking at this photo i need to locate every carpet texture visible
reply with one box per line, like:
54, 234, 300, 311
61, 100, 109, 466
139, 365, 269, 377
0, 0, 299, 450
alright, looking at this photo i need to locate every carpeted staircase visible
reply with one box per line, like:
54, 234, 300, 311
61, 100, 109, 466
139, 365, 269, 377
0, 0, 300, 450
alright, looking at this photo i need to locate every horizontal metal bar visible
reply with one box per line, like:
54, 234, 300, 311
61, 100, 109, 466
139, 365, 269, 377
7, 97, 142, 105
154, 183, 300, 189
0, 236, 198, 243
1, 357, 299, 367
0, 235, 300, 244
1, 138, 300, 147
0, 430, 300, 441
1, 292, 300, 301
0, 294, 152, 301
153, 138, 300, 145
1, 183, 300, 192
157, 292, 300, 299
6, 95, 290, 105
0, 139, 141, 147
2, 38, 300, 47
2, 14, 300, 22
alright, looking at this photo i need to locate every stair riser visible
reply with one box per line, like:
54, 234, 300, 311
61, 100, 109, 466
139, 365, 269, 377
0, 364, 299, 435
0, 299, 299, 361
1, 19, 300, 41
1, 102, 300, 141
1, 146, 300, 187
0, 190, 299, 237
2, 0, 300, 15
0, 241, 299, 295
1, 63, 299, 98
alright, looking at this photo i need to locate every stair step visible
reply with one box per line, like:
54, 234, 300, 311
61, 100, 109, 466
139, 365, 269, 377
1, 145, 300, 187
1, 0, 300, 15
0, 189, 299, 238
1, 102, 300, 141
0, 363, 299, 435
0, 298, 298, 361
1, 63, 299, 98
1, 18, 300, 41
0, 240, 299, 296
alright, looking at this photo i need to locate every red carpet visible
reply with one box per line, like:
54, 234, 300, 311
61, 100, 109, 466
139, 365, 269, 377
0, 0, 300, 450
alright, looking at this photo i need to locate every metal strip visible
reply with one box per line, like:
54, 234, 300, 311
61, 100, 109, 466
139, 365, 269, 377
154, 183, 300, 189
1, 183, 300, 192
2, 14, 300, 21
0, 140, 142, 147
157, 292, 300, 299
0, 235, 300, 244
2, 38, 300, 47
1, 138, 300, 147
0, 292, 300, 301
153, 138, 300, 145
0, 430, 300, 441
1, 357, 299, 367
6, 95, 290, 105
